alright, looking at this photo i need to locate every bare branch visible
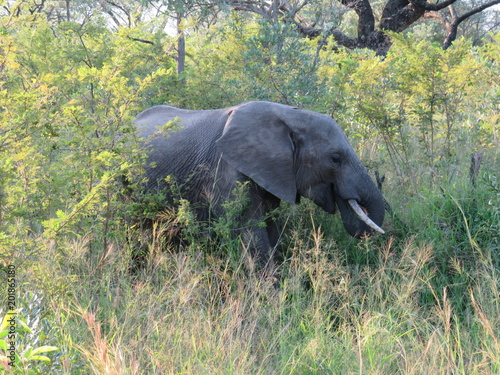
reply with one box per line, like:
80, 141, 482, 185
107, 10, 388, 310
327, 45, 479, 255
230, 1, 271, 18
223, 0, 499, 54
423, 11, 452, 32
408, 0, 458, 11
281, 0, 310, 17
128, 37, 155, 45
105, 0, 132, 27
443, 0, 500, 48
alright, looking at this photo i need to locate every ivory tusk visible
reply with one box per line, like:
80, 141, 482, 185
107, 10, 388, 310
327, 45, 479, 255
348, 199, 385, 234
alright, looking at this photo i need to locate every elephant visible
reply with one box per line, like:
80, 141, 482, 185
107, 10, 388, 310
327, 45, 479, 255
134, 101, 385, 267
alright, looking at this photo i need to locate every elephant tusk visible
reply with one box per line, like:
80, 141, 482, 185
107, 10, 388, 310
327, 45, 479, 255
348, 199, 385, 234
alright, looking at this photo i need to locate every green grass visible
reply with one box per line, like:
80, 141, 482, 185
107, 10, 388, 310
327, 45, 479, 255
1, 174, 499, 374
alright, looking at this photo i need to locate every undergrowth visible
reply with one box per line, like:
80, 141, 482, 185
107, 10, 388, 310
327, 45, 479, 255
1, 172, 499, 374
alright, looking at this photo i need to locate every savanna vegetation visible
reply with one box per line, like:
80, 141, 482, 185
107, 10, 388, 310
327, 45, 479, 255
0, 1, 499, 374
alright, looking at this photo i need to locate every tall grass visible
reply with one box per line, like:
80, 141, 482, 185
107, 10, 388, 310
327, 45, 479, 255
2, 176, 499, 374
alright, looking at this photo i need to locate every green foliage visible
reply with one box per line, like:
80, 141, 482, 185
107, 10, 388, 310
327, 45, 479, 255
481, 173, 500, 250
184, 14, 322, 108
0, 15, 177, 261
0, 293, 59, 374
242, 19, 320, 106
317, 33, 498, 187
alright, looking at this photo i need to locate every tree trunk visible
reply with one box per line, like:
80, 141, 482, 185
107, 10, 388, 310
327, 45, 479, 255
177, 12, 186, 85
65, 0, 71, 21
469, 152, 483, 187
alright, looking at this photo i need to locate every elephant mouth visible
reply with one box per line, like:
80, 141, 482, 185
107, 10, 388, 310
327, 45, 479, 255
347, 199, 385, 234
334, 196, 385, 238
304, 183, 385, 237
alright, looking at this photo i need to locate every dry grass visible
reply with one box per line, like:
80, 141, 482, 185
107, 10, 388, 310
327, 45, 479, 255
4, 223, 493, 375
2, 182, 499, 374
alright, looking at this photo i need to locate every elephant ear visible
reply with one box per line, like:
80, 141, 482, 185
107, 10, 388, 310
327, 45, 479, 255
216, 102, 297, 203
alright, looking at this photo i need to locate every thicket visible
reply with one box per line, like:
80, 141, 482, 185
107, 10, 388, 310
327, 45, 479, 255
0, 11, 499, 374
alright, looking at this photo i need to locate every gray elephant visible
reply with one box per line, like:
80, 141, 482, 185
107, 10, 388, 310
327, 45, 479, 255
135, 101, 384, 266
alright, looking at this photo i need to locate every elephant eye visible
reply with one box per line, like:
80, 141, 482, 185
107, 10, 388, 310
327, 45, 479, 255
331, 153, 342, 165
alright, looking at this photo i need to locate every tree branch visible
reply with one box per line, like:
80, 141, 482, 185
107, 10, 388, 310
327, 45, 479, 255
105, 0, 132, 27
128, 37, 155, 45
408, 0, 458, 11
380, 0, 427, 32
224, 0, 499, 55
327, 28, 361, 49
443, 0, 500, 48
228, 0, 277, 18
424, 11, 452, 32
337, 0, 376, 41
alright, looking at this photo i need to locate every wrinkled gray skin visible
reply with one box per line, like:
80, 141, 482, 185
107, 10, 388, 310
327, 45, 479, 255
135, 101, 385, 265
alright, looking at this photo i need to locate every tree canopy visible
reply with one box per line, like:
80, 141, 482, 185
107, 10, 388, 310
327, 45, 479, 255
2, 0, 499, 54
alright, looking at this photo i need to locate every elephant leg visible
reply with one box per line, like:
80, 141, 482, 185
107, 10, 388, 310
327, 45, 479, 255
264, 216, 281, 273
240, 183, 281, 270
265, 209, 281, 255
242, 225, 274, 269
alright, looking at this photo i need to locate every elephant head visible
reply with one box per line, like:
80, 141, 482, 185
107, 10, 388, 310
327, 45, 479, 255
216, 101, 385, 238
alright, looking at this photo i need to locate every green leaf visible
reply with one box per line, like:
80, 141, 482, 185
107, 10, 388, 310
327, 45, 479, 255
0, 313, 17, 332
28, 355, 51, 362
29, 346, 59, 356
23, 345, 33, 358
17, 319, 33, 334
